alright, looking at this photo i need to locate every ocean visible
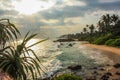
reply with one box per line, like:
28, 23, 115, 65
18, 39, 114, 78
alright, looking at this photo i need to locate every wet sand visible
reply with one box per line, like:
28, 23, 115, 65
83, 44, 120, 63
83, 44, 120, 79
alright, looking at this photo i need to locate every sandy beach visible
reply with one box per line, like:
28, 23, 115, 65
83, 44, 120, 63
84, 44, 120, 55
82, 43, 120, 79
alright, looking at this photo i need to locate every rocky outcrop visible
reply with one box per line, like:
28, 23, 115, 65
67, 65, 82, 70
113, 63, 120, 68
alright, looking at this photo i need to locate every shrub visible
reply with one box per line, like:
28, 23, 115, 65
105, 38, 120, 47
93, 33, 113, 45
53, 74, 82, 80
105, 39, 115, 46
112, 38, 120, 47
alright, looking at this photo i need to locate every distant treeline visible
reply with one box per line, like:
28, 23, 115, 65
59, 14, 120, 47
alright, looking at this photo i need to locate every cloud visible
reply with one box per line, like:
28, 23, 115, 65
0, 0, 120, 38
0, 0, 14, 10
61, 0, 87, 7
0, 9, 18, 16
99, 0, 120, 3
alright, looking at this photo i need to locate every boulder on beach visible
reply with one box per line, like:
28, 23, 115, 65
116, 71, 120, 75
100, 72, 112, 80
113, 63, 120, 68
67, 65, 82, 70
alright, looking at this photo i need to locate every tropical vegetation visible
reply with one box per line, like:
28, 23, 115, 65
53, 74, 82, 80
0, 19, 46, 80
59, 14, 120, 47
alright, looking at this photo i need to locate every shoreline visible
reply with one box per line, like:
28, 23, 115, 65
42, 42, 120, 80
83, 43, 120, 63
83, 43, 120, 55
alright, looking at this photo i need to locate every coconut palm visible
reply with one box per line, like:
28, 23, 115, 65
0, 19, 20, 48
111, 14, 119, 25
89, 24, 95, 35
83, 28, 87, 34
98, 21, 105, 33
100, 14, 112, 33
0, 32, 47, 80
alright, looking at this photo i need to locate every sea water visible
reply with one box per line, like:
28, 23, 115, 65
16, 39, 114, 78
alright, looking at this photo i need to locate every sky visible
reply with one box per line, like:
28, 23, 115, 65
0, 0, 120, 38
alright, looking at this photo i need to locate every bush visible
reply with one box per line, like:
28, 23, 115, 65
105, 39, 115, 46
105, 38, 120, 47
53, 74, 82, 80
112, 38, 120, 47
93, 33, 114, 45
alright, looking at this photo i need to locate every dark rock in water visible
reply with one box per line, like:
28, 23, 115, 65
68, 43, 73, 47
99, 68, 105, 71
100, 74, 109, 80
116, 71, 120, 75
106, 72, 112, 76
92, 67, 98, 70
60, 43, 63, 45
100, 72, 112, 80
86, 78, 96, 80
113, 63, 120, 68
93, 71, 98, 74
67, 65, 82, 70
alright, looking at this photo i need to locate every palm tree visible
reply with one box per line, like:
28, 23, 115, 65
0, 32, 47, 80
0, 19, 20, 48
98, 21, 104, 33
89, 24, 95, 35
111, 14, 119, 26
101, 14, 112, 33
83, 28, 87, 34
0, 19, 48, 80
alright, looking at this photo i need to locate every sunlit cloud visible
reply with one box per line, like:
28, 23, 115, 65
12, 0, 56, 15
40, 19, 59, 24
0, 0, 13, 10
63, 0, 87, 6
0, 0, 120, 38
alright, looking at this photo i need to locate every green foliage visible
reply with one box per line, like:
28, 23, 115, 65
0, 33, 47, 80
59, 14, 120, 47
111, 38, 120, 47
0, 19, 47, 80
53, 74, 82, 80
93, 33, 113, 45
105, 38, 120, 47
105, 39, 115, 46
0, 19, 20, 48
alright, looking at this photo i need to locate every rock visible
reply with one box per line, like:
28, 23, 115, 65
100, 72, 112, 80
99, 68, 105, 71
100, 74, 109, 80
115, 71, 120, 75
68, 43, 72, 47
105, 72, 112, 76
67, 65, 82, 70
93, 71, 98, 74
92, 67, 98, 69
106, 64, 111, 66
60, 43, 63, 45
86, 78, 96, 80
113, 63, 120, 68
